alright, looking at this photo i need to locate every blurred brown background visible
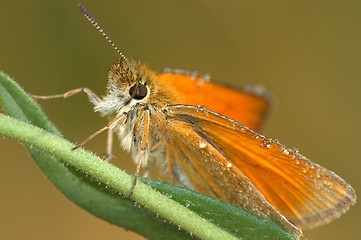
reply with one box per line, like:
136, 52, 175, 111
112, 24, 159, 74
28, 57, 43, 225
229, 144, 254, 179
1, 1, 360, 239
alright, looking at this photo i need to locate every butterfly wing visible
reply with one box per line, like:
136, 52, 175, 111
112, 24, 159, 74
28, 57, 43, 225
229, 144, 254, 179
163, 105, 355, 233
158, 73, 271, 132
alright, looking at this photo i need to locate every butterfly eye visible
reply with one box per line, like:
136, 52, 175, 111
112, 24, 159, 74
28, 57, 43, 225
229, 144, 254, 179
129, 83, 148, 100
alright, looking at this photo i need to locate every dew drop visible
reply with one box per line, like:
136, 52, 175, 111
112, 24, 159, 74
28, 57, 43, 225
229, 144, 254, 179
190, 71, 198, 80
237, 124, 244, 130
173, 68, 182, 74
198, 141, 208, 149
195, 104, 201, 112
252, 133, 260, 139
202, 74, 211, 82
200, 106, 208, 113
261, 138, 271, 148
282, 148, 289, 155
227, 163, 232, 168
253, 84, 266, 95
163, 67, 171, 73
292, 147, 299, 153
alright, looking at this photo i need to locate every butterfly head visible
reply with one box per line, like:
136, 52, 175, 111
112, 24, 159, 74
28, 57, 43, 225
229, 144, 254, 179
94, 59, 174, 117
108, 59, 152, 99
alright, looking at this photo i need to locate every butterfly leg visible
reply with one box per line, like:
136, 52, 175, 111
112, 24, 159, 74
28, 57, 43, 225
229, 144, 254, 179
32, 87, 101, 105
142, 138, 166, 178
128, 109, 150, 198
72, 113, 127, 150
166, 147, 175, 183
105, 129, 114, 161
32, 87, 119, 156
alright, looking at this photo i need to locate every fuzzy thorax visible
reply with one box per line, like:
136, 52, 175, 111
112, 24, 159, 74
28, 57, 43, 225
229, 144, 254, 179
91, 59, 174, 167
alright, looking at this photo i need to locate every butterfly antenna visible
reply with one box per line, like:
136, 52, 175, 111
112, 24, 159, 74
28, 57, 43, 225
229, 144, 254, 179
77, 4, 129, 63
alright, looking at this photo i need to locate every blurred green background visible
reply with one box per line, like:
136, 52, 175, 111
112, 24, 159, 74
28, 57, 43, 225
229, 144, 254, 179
1, 1, 360, 239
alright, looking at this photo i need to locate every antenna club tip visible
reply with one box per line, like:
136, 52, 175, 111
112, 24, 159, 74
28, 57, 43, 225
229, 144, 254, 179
76, 3, 128, 62
77, 3, 86, 14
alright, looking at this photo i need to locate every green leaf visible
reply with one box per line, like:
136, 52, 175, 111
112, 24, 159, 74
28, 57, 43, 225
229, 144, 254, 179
0, 71, 296, 240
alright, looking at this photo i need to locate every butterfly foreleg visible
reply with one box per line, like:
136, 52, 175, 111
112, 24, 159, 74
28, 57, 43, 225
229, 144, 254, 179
32, 87, 101, 105
128, 109, 150, 198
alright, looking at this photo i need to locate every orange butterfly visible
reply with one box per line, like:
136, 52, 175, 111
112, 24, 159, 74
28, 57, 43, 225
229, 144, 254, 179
33, 5, 356, 239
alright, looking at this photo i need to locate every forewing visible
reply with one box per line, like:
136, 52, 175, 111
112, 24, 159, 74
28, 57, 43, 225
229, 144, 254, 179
158, 73, 271, 132
164, 105, 355, 231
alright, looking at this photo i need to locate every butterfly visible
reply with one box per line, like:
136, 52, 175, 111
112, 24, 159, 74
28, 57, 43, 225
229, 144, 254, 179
33, 4, 356, 239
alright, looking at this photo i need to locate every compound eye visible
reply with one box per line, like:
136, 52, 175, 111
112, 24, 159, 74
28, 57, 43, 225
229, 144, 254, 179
129, 83, 147, 100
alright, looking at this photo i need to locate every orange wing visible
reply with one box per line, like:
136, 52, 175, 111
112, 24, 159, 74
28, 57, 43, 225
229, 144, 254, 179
163, 105, 355, 236
158, 73, 271, 132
